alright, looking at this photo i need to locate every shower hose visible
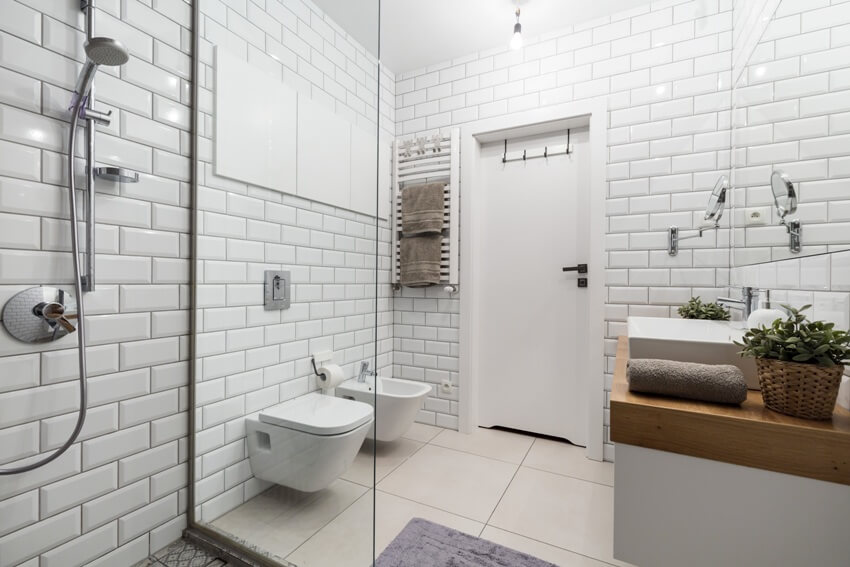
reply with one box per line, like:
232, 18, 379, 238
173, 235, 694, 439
0, 101, 89, 475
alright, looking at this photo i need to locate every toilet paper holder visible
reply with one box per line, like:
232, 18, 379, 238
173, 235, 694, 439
311, 350, 333, 378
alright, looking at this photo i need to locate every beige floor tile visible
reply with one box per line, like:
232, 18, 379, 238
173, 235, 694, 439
430, 426, 535, 464
524, 438, 614, 486
377, 444, 518, 522
340, 437, 424, 487
489, 466, 629, 566
480, 526, 615, 567
214, 479, 367, 559
401, 421, 443, 443
286, 490, 484, 567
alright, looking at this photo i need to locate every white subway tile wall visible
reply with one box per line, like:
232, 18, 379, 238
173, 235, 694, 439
732, 0, 850, 264
193, 0, 394, 524
0, 1, 192, 565
393, 0, 736, 458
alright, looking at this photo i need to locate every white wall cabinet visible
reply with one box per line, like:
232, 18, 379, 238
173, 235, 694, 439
296, 96, 351, 211
350, 125, 378, 217
214, 48, 297, 194
214, 48, 385, 218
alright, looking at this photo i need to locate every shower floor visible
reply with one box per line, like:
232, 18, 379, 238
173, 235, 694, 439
210, 424, 626, 567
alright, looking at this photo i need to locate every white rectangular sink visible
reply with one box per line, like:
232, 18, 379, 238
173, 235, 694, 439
627, 317, 759, 389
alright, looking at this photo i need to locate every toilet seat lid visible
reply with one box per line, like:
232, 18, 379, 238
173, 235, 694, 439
259, 392, 374, 435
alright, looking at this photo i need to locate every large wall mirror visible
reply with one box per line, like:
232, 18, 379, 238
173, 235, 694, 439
731, 0, 850, 267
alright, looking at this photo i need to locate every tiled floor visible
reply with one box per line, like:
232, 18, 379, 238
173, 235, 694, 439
136, 539, 228, 567
210, 423, 629, 567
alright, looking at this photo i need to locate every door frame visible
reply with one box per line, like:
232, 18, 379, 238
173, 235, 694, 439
458, 99, 608, 461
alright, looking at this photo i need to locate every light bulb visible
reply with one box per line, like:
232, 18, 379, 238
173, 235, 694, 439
510, 29, 523, 50
510, 9, 522, 50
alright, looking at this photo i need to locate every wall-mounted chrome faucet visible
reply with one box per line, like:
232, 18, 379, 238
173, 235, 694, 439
358, 360, 377, 383
718, 287, 760, 321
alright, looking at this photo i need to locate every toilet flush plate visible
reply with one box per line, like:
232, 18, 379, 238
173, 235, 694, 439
264, 270, 290, 310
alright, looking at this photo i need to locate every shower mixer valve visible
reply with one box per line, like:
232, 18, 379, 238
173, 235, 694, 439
33, 301, 77, 333
2, 286, 78, 344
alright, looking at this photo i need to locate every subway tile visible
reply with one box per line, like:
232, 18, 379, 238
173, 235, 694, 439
0, 445, 80, 501
95, 9, 154, 62
41, 404, 118, 451
0, 491, 38, 538
40, 463, 117, 518
0, 138, 40, 183
0, 31, 77, 89
82, 478, 149, 533
0, 422, 39, 466
118, 441, 178, 486
40, 522, 118, 567
82, 423, 150, 471
0, 353, 39, 393
0, 508, 80, 567
0, 381, 78, 428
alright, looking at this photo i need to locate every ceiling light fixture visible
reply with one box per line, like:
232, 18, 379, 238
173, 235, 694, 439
510, 8, 523, 50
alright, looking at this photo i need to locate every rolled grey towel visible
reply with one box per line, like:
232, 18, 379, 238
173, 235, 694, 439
628, 359, 747, 405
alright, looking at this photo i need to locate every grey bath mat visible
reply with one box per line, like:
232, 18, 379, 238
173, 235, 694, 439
376, 518, 558, 567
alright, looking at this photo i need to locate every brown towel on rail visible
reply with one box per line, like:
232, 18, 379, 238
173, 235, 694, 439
627, 359, 747, 405
401, 182, 445, 235
400, 234, 442, 287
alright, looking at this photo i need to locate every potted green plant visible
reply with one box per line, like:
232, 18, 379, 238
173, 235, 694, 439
736, 305, 850, 420
678, 297, 731, 321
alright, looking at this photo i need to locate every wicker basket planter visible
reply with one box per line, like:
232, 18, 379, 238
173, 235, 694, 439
756, 358, 844, 420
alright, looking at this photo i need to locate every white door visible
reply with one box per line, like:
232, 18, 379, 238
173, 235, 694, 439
477, 130, 590, 445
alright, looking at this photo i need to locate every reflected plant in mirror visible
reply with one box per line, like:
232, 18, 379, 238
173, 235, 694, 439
678, 297, 731, 321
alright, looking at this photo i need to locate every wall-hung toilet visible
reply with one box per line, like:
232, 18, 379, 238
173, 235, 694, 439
246, 392, 374, 492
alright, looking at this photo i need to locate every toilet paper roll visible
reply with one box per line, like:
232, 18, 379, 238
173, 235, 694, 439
316, 363, 345, 390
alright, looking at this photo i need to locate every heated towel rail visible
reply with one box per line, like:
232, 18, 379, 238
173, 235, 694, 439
391, 128, 460, 290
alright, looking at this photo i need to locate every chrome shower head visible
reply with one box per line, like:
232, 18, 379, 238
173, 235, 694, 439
71, 37, 129, 108
84, 37, 130, 66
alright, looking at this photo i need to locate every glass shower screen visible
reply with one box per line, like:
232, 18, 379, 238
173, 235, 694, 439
190, 1, 383, 564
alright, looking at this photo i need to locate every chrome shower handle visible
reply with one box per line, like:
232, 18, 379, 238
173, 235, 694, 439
34, 301, 77, 333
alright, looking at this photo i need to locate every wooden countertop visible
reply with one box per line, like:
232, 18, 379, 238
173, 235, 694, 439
610, 336, 850, 485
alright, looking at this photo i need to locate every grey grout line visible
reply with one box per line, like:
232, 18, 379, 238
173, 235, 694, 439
480, 436, 535, 530
520, 461, 615, 489
372, 487, 485, 526
282, 488, 373, 562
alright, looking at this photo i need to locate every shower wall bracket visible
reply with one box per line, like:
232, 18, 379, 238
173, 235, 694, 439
82, 0, 96, 292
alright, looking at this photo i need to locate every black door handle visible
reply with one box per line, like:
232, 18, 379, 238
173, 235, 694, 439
562, 264, 587, 274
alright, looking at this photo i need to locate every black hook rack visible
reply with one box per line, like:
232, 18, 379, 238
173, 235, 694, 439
502, 129, 572, 164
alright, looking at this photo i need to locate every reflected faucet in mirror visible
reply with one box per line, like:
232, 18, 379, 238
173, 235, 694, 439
668, 175, 728, 256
